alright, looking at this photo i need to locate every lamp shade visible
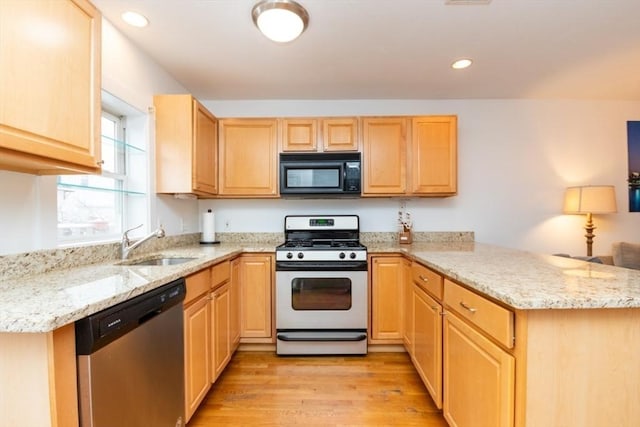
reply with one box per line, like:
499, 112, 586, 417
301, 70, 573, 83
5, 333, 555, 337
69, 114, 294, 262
252, 0, 309, 43
563, 185, 617, 214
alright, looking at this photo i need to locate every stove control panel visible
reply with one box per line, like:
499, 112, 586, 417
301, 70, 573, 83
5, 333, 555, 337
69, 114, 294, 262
276, 250, 367, 262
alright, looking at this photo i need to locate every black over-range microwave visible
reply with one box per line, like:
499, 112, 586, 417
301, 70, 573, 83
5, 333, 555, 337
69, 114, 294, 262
279, 152, 361, 197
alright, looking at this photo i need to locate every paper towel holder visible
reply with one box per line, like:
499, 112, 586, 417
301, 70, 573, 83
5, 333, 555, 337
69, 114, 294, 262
200, 209, 221, 245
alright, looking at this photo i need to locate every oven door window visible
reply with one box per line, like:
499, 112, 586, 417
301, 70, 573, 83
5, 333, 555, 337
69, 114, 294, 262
291, 277, 351, 310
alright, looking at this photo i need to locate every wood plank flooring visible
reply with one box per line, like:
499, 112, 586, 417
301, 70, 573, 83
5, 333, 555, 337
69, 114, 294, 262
187, 351, 448, 427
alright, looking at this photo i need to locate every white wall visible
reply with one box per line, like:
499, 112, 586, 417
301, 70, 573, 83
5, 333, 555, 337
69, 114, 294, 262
201, 99, 640, 256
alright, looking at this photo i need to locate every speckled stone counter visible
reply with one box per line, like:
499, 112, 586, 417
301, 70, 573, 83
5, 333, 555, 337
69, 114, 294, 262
0, 243, 266, 333
3, 237, 640, 333
369, 241, 640, 310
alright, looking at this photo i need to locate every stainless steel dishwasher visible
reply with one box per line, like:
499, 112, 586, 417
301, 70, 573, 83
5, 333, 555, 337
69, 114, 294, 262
75, 278, 186, 427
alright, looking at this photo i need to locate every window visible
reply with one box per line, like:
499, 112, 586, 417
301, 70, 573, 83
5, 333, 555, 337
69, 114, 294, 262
57, 98, 148, 245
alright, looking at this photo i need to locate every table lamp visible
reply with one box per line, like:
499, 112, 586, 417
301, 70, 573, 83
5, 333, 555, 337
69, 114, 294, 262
563, 185, 617, 256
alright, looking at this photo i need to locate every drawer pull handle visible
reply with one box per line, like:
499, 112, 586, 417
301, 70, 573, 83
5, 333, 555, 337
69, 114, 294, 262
459, 301, 477, 313
419, 275, 429, 282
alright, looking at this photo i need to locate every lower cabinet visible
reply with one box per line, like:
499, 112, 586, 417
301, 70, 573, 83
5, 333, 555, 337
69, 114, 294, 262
183, 293, 211, 421
443, 311, 515, 427
239, 254, 274, 342
211, 283, 230, 381
183, 259, 236, 423
370, 256, 405, 343
413, 283, 443, 409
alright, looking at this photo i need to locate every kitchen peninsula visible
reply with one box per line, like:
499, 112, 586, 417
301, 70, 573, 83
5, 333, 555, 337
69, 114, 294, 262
1, 239, 639, 427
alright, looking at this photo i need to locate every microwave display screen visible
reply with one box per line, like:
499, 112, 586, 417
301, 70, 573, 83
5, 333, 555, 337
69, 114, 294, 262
286, 169, 340, 188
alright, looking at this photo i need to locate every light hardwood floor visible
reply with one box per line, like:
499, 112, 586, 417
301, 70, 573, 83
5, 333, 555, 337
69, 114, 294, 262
187, 351, 448, 426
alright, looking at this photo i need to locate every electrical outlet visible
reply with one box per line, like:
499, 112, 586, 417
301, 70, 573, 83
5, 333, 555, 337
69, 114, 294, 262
180, 218, 188, 232
225, 220, 230, 230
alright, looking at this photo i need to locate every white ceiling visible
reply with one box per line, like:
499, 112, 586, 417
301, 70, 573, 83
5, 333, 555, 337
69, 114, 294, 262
93, 0, 640, 100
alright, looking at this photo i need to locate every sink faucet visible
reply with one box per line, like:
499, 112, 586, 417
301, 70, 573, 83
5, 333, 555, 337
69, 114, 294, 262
121, 224, 165, 260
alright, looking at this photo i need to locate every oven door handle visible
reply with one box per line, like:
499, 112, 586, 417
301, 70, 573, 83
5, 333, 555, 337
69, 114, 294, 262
277, 331, 367, 342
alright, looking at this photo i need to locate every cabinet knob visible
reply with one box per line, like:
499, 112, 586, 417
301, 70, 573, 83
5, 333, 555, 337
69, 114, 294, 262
419, 275, 429, 282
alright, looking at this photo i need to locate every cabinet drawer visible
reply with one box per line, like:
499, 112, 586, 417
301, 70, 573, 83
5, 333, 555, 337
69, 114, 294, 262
211, 260, 231, 289
185, 268, 211, 306
412, 262, 443, 300
444, 279, 514, 349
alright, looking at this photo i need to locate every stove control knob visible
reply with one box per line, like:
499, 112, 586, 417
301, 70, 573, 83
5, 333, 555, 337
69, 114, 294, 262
297, 252, 304, 259
286, 252, 293, 259
350, 252, 357, 259
339, 252, 346, 259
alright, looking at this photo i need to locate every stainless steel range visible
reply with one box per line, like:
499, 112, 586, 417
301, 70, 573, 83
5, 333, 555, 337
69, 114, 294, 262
275, 215, 368, 355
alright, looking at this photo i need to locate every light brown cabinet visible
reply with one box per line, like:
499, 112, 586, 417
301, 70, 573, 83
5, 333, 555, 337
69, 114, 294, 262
281, 118, 318, 151
409, 262, 444, 408
370, 256, 405, 343
184, 260, 236, 422
211, 283, 230, 381
442, 278, 515, 427
322, 118, 359, 151
218, 119, 278, 197
281, 117, 359, 152
229, 258, 241, 348
154, 94, 218, 196
0, 0, 101, 175
183, 289, 211, 422
413, 282, 443, 409
210, 260, 232, 382
362, 115, 457, 197
239, 254, 274, 342
443, 310, 515, 427
411, 116, 457, 195
362, 117, 408, 195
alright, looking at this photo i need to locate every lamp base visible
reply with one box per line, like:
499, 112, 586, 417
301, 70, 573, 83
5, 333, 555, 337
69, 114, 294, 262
584, 212, 596, 257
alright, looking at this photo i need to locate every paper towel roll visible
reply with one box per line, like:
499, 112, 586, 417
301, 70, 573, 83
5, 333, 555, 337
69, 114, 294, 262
201, 209, 217, 243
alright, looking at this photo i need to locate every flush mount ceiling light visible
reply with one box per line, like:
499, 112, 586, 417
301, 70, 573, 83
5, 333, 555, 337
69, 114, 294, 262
451, 58, 473, 69
121, 11, 149, 28
252, 0, 309, 43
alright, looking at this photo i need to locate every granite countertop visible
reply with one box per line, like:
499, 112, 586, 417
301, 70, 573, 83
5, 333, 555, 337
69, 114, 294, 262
369, 242, 640, 311
2, 240, 640, 333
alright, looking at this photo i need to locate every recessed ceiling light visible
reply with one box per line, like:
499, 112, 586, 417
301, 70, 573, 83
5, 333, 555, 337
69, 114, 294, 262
121, 11, 149, 28
451, 59, 473, 69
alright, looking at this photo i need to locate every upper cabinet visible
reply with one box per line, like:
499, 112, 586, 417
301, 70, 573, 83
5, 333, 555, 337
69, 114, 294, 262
0, 0, 101, 175
281, 117, 359, 152
362, 117, 408, 195
411, 116, 457, 195
154, 94, 218, 196
281, 119, 318, 152
363, 115, 457, 197
218, 119, 278, 197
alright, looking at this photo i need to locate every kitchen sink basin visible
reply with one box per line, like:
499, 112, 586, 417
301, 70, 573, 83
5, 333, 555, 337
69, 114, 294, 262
123, 257, 198, 266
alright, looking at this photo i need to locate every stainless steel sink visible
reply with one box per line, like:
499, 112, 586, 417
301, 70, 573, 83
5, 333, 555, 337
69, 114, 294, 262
123, 257, 198, 266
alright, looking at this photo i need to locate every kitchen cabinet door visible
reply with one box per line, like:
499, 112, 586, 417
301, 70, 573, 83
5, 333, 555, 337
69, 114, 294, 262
443, 311, 515, 427
322, 117, 359, 151
229, 258, 241, 349
413, 283, 443, 409
239, 254, 274, 341
219, 119, 278, 197
281, 118, 318, 151
211, 283, 231, 382
402, 259, 413, 353
0, 0, 101, 175
155, 94, 217, 196
183, 294, 211, 422
410, 116, 457, 195
370, 256, 404, 343
362, 117, 408, 195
